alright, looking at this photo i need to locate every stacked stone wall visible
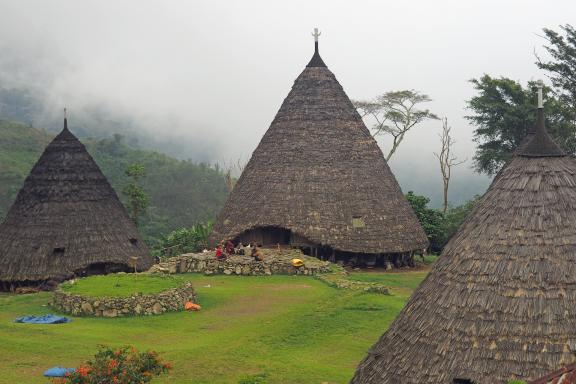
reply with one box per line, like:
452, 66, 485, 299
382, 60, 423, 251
149, 252, 331, 276
52, 282, 196, 317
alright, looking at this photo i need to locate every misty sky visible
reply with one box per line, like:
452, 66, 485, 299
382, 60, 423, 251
0, 0, 574, 205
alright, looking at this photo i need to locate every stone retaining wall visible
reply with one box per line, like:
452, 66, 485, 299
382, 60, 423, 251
315, 272, 390, 295
149, 251, 331, 276
52, 282, 197, 317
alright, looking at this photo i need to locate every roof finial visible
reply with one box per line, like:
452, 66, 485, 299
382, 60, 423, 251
517, 79, 564, 157
63, 107, 68, 131
312, 28, 321, 52
306, 28, 327, 68
537, 80, 544, 109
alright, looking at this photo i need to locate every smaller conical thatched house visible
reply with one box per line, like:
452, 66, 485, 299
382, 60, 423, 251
0, 116, 152, 290
210, 32, 428, 265
351, 88, 576, 384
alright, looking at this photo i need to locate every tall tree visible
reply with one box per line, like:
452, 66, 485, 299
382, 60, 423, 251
466, 75, 575, 175
434, 118, 465, 213
354, 90, 439, 161
536, 24, 576, 121
122, 163, 150, 227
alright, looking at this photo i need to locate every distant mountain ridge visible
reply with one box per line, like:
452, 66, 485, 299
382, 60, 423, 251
0, 119, 229, 244
0, 87, 214, 161
0, 86, 490, 210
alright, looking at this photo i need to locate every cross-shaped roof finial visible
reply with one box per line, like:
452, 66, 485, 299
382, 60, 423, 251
311, 28, 321, 54
312, 28, 321, 42
537, 80, 544, 109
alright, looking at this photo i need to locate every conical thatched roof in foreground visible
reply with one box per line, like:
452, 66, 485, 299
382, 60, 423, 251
351, 108, 576, 383
210, 39, 428, 254
0, 119, 152, 285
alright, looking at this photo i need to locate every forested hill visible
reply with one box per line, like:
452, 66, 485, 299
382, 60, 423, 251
0, 119, 229, 244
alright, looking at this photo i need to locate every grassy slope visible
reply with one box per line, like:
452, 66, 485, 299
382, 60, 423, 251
0, 272, 426, 384
0, 119, 228, 242
0, 120, 51, 218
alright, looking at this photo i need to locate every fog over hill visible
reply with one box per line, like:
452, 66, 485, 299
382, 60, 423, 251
1, 0, 572, 206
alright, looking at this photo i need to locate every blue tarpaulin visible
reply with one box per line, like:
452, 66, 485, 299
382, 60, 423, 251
14, 314, 71, 324
43, 367, 76, 377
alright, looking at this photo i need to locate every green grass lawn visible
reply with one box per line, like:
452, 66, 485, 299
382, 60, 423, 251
348, 271, 429, 296
60, 273, 185, 297
0, 272, 428, 384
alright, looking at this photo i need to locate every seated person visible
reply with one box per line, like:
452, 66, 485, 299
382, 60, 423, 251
251, 246, 264, 261
215, 245, 225, 259
225, 240, 235, 255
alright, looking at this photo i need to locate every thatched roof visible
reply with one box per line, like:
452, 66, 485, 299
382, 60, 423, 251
528, 363, 576, 384
210, 40, 428, 254
0, 119, 153, 283
351, 108, 576, 383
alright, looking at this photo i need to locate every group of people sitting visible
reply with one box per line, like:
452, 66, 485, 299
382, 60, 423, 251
214, 240, 264, 261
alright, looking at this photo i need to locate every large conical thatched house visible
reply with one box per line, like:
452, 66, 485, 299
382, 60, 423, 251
351, 89, 576, 383
0, 116, 153, 290
210, 32, 428, 264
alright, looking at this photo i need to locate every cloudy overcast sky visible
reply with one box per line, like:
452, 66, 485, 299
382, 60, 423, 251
0, 0, 573, 204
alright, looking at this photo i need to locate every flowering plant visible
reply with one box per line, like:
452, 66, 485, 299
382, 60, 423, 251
53, 345, 172, 383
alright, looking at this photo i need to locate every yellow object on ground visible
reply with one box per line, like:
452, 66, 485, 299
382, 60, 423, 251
291, 258, 304, 267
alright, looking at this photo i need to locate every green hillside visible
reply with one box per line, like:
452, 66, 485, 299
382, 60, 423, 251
0, 119, 229, 244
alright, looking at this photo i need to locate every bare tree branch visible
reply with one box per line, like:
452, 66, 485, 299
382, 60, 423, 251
434, 118, 466, 213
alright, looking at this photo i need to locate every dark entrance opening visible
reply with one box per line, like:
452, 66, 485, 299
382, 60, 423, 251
76, 262, 130, 277
236, 226, 291, 247
232, 226, 418, 268
453, 379, 474, 384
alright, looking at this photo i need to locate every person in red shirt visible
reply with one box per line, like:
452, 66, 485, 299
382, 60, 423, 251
215, 245, 224, 259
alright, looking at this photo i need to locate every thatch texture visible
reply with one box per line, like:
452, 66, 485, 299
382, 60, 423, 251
210, 44, 428, 255
351, 110, 576, 383
528, 363, 576, 384
0, 120, 152, 285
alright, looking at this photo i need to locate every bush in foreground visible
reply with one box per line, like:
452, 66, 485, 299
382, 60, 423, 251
53, 345, 172, 383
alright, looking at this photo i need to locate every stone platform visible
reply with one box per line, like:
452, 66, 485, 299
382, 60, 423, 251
52, 282, 197, 317
149, 249, 331, 276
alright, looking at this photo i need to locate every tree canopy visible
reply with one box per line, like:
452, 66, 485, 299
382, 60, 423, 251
466, 75, 575, 175
354, 90, 438, 161
536, 24, 576, 121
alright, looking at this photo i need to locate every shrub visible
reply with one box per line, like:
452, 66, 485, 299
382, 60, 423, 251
53, 345, 172, 383
405, 191, 479, 253
442, 195, 479, 244
155, 221, 214, 257
405, 191, 446, 252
